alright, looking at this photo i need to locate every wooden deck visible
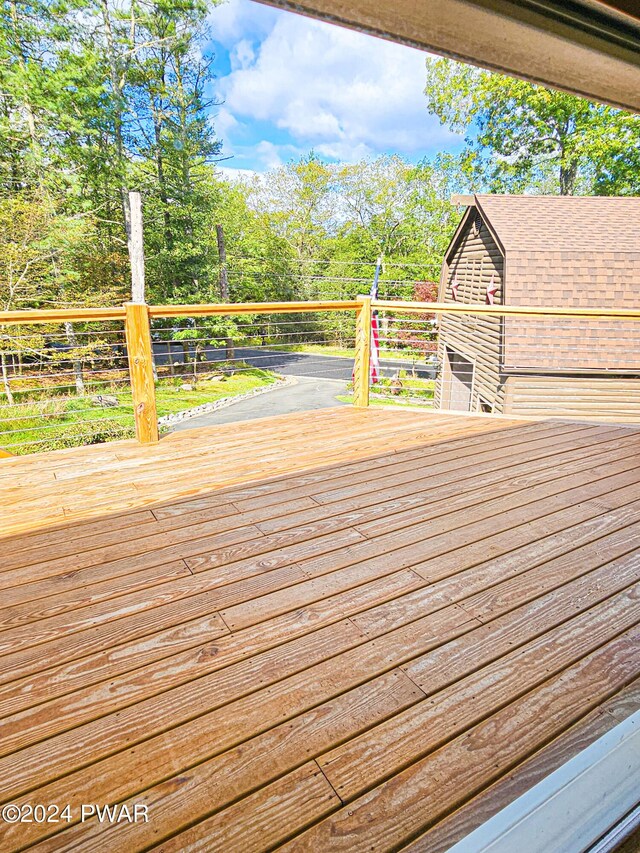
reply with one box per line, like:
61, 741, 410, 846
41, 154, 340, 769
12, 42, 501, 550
1, 406, 640, 852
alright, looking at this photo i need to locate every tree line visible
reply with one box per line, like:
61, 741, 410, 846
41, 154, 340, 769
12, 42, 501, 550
424, 57, 640, 197
2, 0, 639, 317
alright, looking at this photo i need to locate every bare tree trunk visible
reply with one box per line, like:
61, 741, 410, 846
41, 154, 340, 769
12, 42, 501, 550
9, 0, 40, 180
174, 56, 194, 241
224, 337, 235, 366
559, 161, 578, 195
63, 321, 85, 396
153, 113, 172, 253
216, 224, 229, 301
558, 132, 579, 195
150, 52, 172, 254
123, 189, 133, 262
216, 224, 234, 362
1, 352, 14, 405
99, 0, 135, 263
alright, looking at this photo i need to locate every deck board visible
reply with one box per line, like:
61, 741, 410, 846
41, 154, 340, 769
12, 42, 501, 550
0, 407, 639, 852
404, 677, 640, 853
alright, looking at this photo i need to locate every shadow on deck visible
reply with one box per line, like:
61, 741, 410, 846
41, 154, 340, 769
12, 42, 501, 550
0, 406, 639, 851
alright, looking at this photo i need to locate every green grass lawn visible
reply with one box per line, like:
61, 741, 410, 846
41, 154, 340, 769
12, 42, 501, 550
337, 395, 435, 408
0, 368, 278, 455
267, 342, 428, 362
154, 369, 278, 417
337, 373, 436, 408
267, 343, 357, 359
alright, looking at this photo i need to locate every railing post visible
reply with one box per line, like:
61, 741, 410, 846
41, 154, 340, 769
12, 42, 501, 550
124, 301, 159, 444
353, 295, 372, 407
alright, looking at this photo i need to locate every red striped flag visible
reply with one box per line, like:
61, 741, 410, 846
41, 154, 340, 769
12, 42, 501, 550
369, 257, 381, 384
352, 257, 382, 386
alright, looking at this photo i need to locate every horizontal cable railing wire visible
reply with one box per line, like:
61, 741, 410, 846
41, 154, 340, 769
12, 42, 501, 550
0, 320, 135, 455
3, 297, 640, 456
368, 304, 438, 407
371, 300, 640, 319
0, 299, 369, 455
150, 301, 359, 402
373, 300, 640, 421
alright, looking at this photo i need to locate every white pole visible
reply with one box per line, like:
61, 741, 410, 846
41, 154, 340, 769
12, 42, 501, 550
127, 191, 156, 379
129, 191, 145, 304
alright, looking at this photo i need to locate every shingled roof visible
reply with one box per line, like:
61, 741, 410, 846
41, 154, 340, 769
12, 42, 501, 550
474, 194, 640, 255
470, 195, 640, 308
447, 195, 640, 372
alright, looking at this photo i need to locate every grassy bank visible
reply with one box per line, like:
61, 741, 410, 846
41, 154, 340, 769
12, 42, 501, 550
0, 367, 278, 455
267, 343, 357, 359
338, 372, 436, 407
267, 342, 430, 363
338, 395, 435, 408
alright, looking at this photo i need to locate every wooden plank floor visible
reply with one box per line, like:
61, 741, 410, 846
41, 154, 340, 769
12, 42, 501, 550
1, 406, 639, 852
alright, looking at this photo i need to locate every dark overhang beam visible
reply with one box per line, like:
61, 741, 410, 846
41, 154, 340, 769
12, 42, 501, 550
257, 0, 640, 112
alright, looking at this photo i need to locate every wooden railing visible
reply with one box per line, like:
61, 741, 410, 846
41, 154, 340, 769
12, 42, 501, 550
3, 297, 640, 449
0, 299, 365, 446
372, 301, 640, 319
0, 300, 361, 325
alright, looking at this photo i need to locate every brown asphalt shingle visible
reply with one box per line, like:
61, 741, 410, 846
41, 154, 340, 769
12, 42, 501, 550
468, 195, 640, 371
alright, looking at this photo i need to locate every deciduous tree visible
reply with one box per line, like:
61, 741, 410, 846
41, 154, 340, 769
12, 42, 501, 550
424, 56, 640, 195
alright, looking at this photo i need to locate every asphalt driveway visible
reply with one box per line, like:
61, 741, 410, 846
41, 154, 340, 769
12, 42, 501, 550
169, 376, 348, 431
154, 345, 436, 381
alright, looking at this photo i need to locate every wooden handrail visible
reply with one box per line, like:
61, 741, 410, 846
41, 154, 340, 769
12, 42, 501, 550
3, 300, 640, 325
0, 301, 361, 326
0, 307, 127, 325
148, 300, 361, 318
372, 300, 640, 319
0, 299, 366, 446
4, 295, 640, 449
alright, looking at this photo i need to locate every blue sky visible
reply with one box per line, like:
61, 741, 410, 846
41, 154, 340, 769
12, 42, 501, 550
206, 0, 464, 175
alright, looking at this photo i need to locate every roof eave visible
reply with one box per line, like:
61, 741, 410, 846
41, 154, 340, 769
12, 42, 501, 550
473, 196, 508, 258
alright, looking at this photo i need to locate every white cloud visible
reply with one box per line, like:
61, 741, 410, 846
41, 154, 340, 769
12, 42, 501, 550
210, 0, 461, 167
220, 139, 307, 172
214, 106, 240, 137
315, 140, 373, 161
209, 0, 274, 44
217, 166, 260, 182
232, 38, 256, 69
254, 140, 287, 169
